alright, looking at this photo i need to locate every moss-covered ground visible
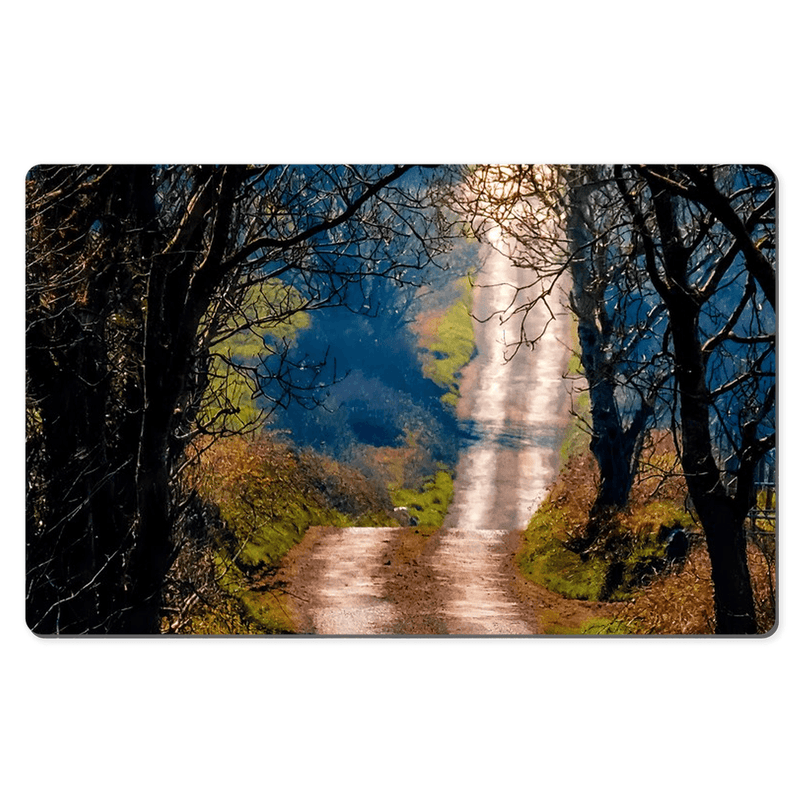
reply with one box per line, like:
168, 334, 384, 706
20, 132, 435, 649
517, 429, 776, 634
415, 276, 476, 408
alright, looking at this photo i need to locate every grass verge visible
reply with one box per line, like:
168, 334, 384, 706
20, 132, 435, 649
518, 434, 696, 629
164, 434, 398, 634
518, 430, 776, 634
416, 276, 476, 407
390, 469, 454, 528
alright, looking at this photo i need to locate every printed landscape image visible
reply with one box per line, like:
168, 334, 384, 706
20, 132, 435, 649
25, 164, 776, 635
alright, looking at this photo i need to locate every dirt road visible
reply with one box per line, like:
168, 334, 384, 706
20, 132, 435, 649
280, 524, 539, 635
280, 211, 575, 635
446, 224, 573, 533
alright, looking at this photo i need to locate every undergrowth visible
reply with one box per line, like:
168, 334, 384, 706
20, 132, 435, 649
519, 433, 695, 605
163, 433, 398, 634
519, 429, 776, 634
390, 470, 454, 527
416, 276, 476, 407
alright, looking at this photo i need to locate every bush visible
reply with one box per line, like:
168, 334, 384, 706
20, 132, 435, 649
518, 435, 695, 603
163, 433, 397, 633
390, 470, 454, 528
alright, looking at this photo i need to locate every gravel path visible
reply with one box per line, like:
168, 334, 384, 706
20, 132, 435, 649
279, 524, 539, 635
445, 228, 573, 533
304, 527, 397, 634
430, 528, 534, 634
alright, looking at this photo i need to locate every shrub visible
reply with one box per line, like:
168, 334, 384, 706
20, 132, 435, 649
519, 434, 696, 603
390, 470, 454, 528
164, 433, 397, 633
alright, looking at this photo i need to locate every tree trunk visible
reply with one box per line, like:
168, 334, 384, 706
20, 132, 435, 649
667, 290, 757, 633
568, 184, 651, 546
696, 498, 756, 634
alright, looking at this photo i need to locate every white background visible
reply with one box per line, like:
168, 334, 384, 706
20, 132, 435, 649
3, 3, 796, 798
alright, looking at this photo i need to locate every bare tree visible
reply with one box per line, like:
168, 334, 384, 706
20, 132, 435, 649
449, 165, 667, 535
26, 164, 455, 633
448, 164, 776, 633
614, 164, 775, 633
562, 166, 672, 541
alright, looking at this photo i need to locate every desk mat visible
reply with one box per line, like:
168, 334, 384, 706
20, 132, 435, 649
25, 164, 776, 635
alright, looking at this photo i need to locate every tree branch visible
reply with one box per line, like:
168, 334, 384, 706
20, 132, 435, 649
221, 165, 418, 270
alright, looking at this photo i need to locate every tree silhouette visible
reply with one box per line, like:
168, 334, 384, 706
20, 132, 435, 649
614, 164, 775, 633
26, 164, 453, 633
448, 164, 776, 633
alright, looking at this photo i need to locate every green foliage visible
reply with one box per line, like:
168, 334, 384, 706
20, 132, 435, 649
390, 470, 454, 527
200, 280, 311, 433
418, 277, 476, 407
201, 364, 264, 433
518, 502, 608, 600
226, 279, 311, 344
213, 555, 296, 634
543, 616, 635, 635
625, 500, 693, 537
518, 452, 693, 603
171, 572, 295, 635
